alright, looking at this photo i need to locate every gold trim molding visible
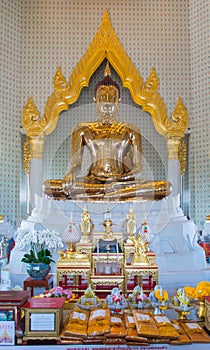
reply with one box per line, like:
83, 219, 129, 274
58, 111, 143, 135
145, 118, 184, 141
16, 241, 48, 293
23, 137, 31, 175
22, 9, 188, 169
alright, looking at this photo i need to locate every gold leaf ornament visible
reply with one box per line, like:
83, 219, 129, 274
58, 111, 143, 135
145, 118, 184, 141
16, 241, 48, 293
53, 67, 68, 91
142, 68, 159, 93
23, 138, 31, 175
178, 139, 187, 176
22, 97, 47, 137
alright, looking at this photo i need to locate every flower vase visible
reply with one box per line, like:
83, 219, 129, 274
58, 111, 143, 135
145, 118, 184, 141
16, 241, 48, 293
27, 263, 51, 280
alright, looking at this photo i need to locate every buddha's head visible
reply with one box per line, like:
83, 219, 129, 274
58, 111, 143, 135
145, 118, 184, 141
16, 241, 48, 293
94, 62, 121, 121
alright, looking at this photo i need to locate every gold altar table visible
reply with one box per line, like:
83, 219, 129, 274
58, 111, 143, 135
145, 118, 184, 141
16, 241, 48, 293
56, 254, 91, 296
124, 263, 158, 294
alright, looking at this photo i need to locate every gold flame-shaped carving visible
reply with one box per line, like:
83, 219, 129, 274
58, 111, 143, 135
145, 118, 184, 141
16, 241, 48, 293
22, 97, 46, 137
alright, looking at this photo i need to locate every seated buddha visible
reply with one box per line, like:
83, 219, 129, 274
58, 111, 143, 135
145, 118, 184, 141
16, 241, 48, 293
43, 62, 172, 201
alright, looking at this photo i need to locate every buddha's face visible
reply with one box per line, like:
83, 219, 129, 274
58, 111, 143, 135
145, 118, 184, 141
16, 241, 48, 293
95, 86, 119, 120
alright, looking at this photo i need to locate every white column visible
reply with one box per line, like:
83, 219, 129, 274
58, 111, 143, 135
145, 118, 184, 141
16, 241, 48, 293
167, 138, 181, 206
168, 159, 181, 197
29, 158, 43, 208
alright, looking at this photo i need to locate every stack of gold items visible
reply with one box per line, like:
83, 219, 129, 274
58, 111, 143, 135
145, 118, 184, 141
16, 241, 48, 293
170, 321, 194, 345
132, 310, 159, 338
60, 308, 89, 344
106, 314, 127, 341
181, 322, 210, 343
124, 312, 149, 346
60, 303, 210, 345
59, 283, 210, 345
153, 315, 179, 340
87, 308, 110, 337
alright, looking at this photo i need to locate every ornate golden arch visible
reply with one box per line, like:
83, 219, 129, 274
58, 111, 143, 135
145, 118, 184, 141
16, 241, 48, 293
22, 10, 188, 174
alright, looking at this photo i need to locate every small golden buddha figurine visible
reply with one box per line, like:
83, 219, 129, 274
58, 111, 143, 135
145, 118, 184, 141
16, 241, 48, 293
43, 62, 172, 201
79, 206, 94, 243
125, 206, 137, 243
103, 218, 114, 241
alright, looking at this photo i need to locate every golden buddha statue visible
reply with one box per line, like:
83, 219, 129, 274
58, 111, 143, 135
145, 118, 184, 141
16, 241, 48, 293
102, 217, 114, 241
79, 205, 94, 243
125, 206, 137, 243
43, 63, 172, 201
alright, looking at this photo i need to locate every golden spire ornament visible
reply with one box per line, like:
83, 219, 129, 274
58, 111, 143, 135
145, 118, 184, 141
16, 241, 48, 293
104, 61, 111, 76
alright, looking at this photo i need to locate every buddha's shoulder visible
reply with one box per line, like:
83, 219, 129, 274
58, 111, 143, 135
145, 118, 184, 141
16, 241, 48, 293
125, 122, 140, 133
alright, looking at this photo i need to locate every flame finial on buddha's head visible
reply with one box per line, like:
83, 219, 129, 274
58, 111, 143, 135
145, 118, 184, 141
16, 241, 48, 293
94, 61, 121, 100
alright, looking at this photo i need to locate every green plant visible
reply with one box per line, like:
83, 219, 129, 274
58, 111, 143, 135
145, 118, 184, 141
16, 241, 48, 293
21, 245, 54, 265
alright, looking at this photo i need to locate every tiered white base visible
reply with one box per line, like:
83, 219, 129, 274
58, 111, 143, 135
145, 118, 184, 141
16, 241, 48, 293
1, 194, 209, 294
